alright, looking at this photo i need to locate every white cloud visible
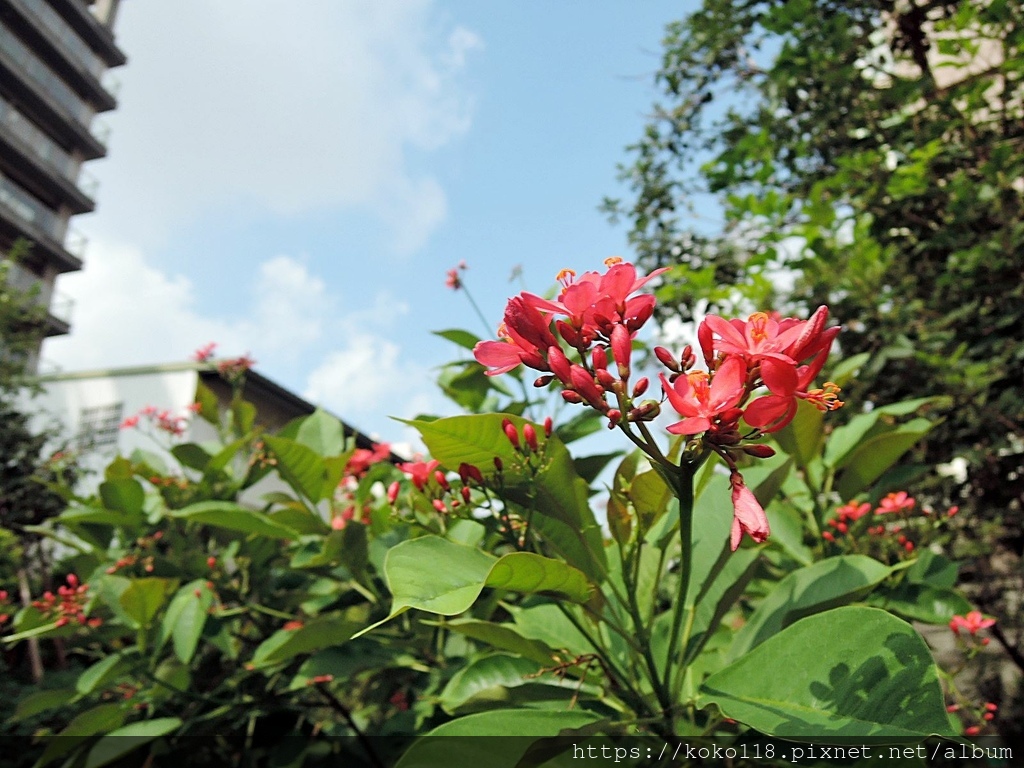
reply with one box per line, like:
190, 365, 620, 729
92, 0, 481, 254
41, 239, 445, 443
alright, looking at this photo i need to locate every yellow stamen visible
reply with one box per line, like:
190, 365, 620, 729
556, 268, 576, 288
748, 312, 771, 344
604, 256, 623, 267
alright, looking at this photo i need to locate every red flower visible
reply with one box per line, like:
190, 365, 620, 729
949, 611, 996, 635
876, 491, 915, 515
445, 268, 462, 290
730, 473, 770, 550
193, 342, 218, 362
398, 459, 441, 491
660, 356, 746, 436
742, 346, 842, 432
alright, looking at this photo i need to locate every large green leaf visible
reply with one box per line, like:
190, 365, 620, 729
394, 709, 602, 768
294, 408, 347, 457
436, 619, 559, 666
825, 397, 947, 470
834, 418, 936, 499
772, 400, 823, 468
35, 704, 126, 766
84, 718, 182, 768
99, 478, 145, 515
699, 607, 956, 741
13, 688, 76, 720
170, 501, 298, 539
264, 435, 329, 502
438, 654, 543, 713
729, 556, 892, 659
401, 415, 607, 581
250, 614, 360, 667
868, 583, 972, 625
356, 537, 592, 637
119, 578, 177, 629
170, 443, 212, 472
158, 580, 214, 663
76, 651, 134, 695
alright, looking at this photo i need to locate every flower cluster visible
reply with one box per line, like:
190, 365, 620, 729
121, 403, 201, 437
950, 610, 996, 638
218, 354, 256, 383
392, 456, 490, 519
445, 261, 468, 291
193, 341, 218, 362
821, 491, 958, 561
474, 258, 665, 430
473, 259, 843, 550
950, 701, 999, 737
31, 574, 101, 628
330, 442, 393, 530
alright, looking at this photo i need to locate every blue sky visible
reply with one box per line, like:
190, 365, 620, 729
44, 1, 695, 447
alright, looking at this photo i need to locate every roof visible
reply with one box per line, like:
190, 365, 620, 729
35, 360, 402, 460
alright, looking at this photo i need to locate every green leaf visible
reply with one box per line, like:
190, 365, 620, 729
401, 415, 607, 581
835, 418, 936, 499
98, 478, 145, 515
171, 501, 299, 539
170, 443, 212, 472
14, 688, 76, 720
439, 654, 543, 713
906, 550, 959, 589
84, 718, 182, 768
437, 619, 559, 666
294, 408, 347, 457
35, 704, 126, 767
729, 556, 893, 659
699, 607, 956, 741
868, 583, 972, 625
231, 398, 256, 435
356, 537, 592, 637
264, 435, 329, 501
58, 505, 144, 528
158, 580, 214, 663
824, 397, 942, 469
772, 400, 823, 468
395, 710, 602, 768
251, 614, 359, 667
119, 578, 177, 629
193, 380, 220, 424
433, 328, 482, 351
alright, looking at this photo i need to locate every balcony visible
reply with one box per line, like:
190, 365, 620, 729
0, 21, 106, 159
0, 172, 81, 273
2, 257, 72, 334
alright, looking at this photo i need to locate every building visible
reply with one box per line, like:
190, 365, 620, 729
27, 361, 398, 483
0, 0, 125, 364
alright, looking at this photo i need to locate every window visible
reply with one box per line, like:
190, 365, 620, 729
76, 402, 122, 452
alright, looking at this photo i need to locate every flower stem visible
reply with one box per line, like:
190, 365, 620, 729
663, 465, 695, 721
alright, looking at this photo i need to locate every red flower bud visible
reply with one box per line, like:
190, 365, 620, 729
523, 423, 538, 452
592, 346, 608, 370
742, 444, 776, 458
543, 416, 553, 437
533, 375, 554, 387
561, 389, 583, 404
434, 470, 450, 491
458, 463, 484, 485
493, 457, 503, 472
502, 418, 520, 448
632, 377, 649, 398
387, 481, 400, 504
66, 574, 79, 588
654, 346, 679, 372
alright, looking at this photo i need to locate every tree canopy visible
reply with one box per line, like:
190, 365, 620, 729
607, 0, 1024, 695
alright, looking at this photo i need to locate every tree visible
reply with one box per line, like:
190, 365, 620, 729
606, 0, 1024, 728
1, 242, 78, 681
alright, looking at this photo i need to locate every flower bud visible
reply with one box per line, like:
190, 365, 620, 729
534, 375, 554, 388
561, 390, 584, 404
493, 457, 503, 472
523, 423, 538, 452
434, 470, 450, 491
596, 368, 617, 389
543, 416, 553, 437
461, 486, 471, 504
606, 409, 622, 427
502, 418, 520, 448
432, 499, 448, 514
458, 463, 484, 485
592, 346, 608, 370
742, 444, 776, 458
556, 320, 579, 347
611, 324, 632, 380
547, 345, 572, 384
632, 377, 649, 398
387, 481, 400, 504
680, 344, 696, 371
654, 346, 680, 372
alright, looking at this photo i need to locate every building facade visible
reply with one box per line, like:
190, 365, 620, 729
0, 0, 124, 363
